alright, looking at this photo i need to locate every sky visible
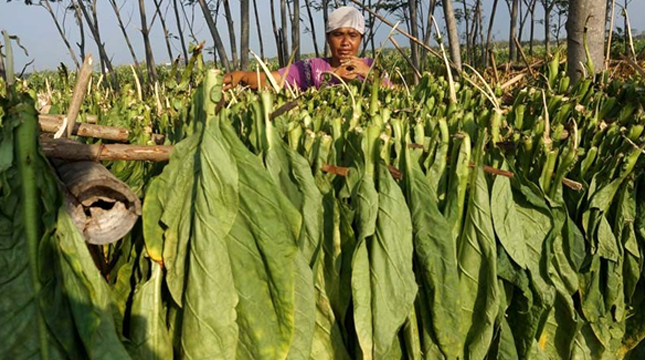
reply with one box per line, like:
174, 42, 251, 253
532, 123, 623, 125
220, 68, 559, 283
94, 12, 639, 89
0, 0, 644, 72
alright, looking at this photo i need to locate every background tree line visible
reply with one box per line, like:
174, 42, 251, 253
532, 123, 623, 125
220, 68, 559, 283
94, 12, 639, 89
7, 0, 641, 85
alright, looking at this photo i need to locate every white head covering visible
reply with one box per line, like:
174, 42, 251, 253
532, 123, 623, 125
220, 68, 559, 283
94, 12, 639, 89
326, 6, 365, 35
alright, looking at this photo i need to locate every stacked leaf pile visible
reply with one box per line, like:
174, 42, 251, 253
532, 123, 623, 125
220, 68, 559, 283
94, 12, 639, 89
2, 55, 645, 359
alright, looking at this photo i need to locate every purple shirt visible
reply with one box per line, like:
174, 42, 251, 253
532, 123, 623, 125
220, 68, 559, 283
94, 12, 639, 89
277, 57, 376, 91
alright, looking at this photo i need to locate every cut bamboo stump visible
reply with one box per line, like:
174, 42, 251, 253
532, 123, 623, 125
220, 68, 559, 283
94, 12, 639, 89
57, 161, 142, 245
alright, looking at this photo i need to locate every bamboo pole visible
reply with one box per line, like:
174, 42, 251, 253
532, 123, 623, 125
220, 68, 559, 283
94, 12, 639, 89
39, 115, 129, 142
64, 55, 93, 138
41, 139, 172, 162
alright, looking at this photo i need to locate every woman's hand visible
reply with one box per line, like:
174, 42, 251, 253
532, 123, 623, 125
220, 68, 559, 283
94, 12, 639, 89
223, 71, 246, 90
335, 56, 370, 80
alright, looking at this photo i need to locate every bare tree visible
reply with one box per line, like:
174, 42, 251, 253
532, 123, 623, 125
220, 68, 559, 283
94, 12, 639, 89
292, 0, 301, 61
528, 0, 537, 54
443, 0, 463, 71
40, 0, 81, 68
304, 0, 320, 58
422, 0, 438, 66
222, 0, 238, 67
138, 0, 158, 83
252, 0, 265, 59
280, 0, 290, 60
71, 2, 85, 60
197, 0, 231, 71
567, 0, 607, 82
270, 0, 285, 66
107, 0, 142, 71
152, 0, 174, 63
172, 0, 189, 64
240, 0, 249, 69
540, 0, 557, 54
484, 0, 499, 66
409, 0, 420, 83
74, 0, 118, 89
508, 0, 519, 61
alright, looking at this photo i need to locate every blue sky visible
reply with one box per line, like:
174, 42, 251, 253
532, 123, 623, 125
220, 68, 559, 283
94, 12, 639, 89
1, 0, 644, 71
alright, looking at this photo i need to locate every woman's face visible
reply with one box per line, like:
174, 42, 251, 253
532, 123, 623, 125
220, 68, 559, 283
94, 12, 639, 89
327, 27, 362, 61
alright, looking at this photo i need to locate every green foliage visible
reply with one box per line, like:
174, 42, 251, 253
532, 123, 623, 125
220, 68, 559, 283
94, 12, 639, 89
3, 45, 645, 360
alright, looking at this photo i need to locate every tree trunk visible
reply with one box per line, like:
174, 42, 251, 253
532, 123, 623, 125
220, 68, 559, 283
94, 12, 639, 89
423, 0, 438, 67
197, 0, 231, 71
152, 0, 174, 63
476, 0, 485, 67
292, 0, 301, 62
304, 0, 320, 58
461, 0, 471, 65
567, 0, 607, 82
323, 0, 330, 57
173, 0, 189, 64
240, 0, 250, 70
280, 0, 290, 61
108, 0, 142, 71
252, 0, 266, 59
270, 0, 285, 66
529, 0, 536, 54
509, 0, 519, 61
223, 0, 239, 67
138, 0, 158, 83
75, 0, 118, 89
544, 2, 553, 54
442, 0, 463, 71
409, 0, 420, 83
485, 0, 499, 66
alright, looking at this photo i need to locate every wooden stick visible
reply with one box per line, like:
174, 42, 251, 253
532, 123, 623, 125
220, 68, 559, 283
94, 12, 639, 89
41, 139, 172, 162
39, 115, 129, 142
389, 37, 422, 79
624, 56, 645, 78
270, 100, 299, 120
501, 73, 526, 90
321, 164, 350, 176
489, 49, 500, 85
514, 37, 536, 79
40, 113, 98, 124
65, 55, 94, 138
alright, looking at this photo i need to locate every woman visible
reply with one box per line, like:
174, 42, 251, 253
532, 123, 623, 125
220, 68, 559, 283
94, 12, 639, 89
223, 6, 381, 91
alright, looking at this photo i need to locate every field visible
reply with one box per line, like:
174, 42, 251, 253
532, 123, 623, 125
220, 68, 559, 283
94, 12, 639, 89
2, 40, 645, 359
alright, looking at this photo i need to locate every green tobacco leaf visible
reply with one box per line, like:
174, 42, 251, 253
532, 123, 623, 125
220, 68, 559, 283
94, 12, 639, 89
491, 161, 530, 269
351, 175, 379, 360
128, 261, 172, 360
403, 138, 461, 359
141, 178, 165, 263
458, 165, 500, 360
352, 159, 417, 359
56, 208, 132, 359
371, 165, 417, 358
179, 116, 240, 359
265, 122, 324, 265
158, 132, 200, 305
286, 253, 316, 360
220, 118, 303, 359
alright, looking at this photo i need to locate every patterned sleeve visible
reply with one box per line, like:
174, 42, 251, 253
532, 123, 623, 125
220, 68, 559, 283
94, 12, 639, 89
277, 60, 312, 91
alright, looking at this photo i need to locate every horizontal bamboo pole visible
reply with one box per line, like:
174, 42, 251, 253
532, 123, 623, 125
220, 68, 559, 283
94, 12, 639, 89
39, 115, 129, 142
41, 139, 172, 162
